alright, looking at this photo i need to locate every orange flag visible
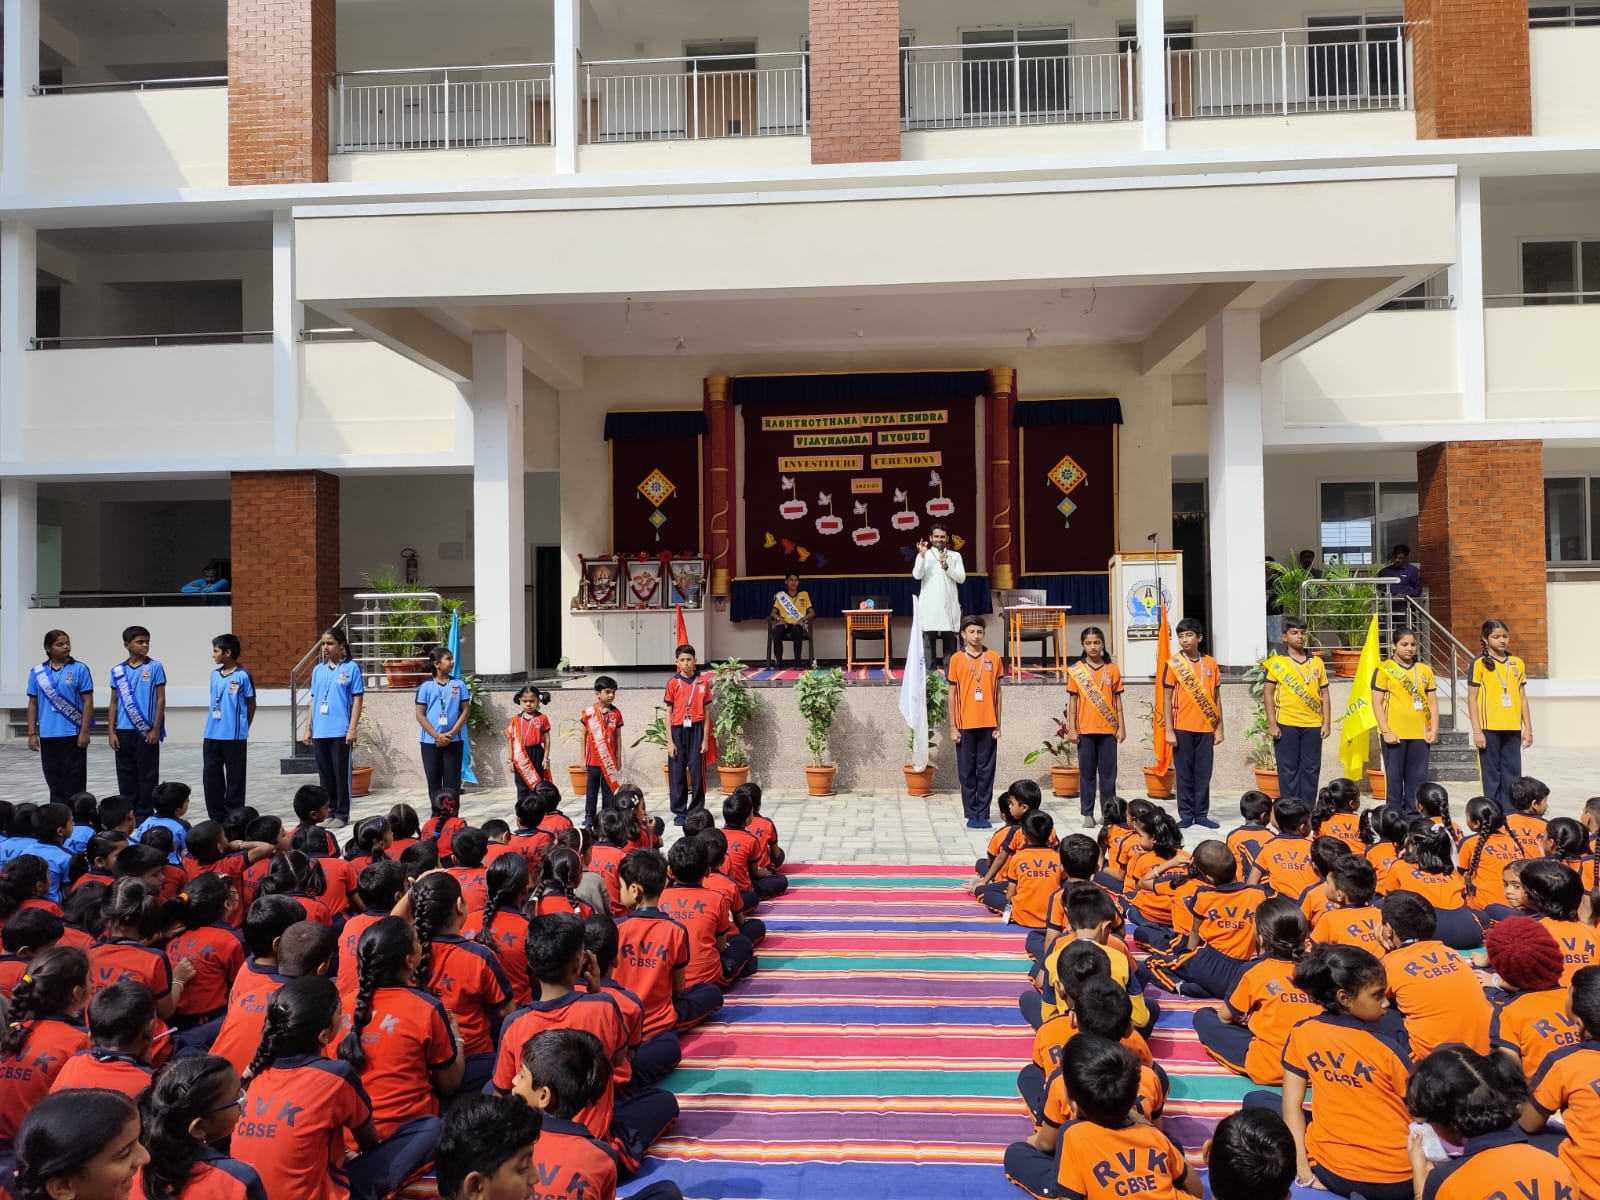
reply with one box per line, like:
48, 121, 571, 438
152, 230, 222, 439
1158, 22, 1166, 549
1152, 604, 1173, 774
674, 605, 689, 651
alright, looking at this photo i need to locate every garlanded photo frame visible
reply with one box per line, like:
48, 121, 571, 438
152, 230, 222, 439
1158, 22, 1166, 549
582, 557, 622, 609
625, 559, 665, 609
669, 558, 706, 608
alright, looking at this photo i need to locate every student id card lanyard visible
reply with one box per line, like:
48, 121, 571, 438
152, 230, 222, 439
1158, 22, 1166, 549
965, 649, 991, 705
1490, 656, 1515, 710
1399, 662, 1425, 711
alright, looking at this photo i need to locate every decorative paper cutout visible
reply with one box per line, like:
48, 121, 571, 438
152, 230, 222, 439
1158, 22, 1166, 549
891, 487, 920, 532
637, 469, 676, 507
815, 492, 844, 536
779, 475, 808, 520
763, 531, 777, 548
852, 500, 880, 547
925, 469, 955, 518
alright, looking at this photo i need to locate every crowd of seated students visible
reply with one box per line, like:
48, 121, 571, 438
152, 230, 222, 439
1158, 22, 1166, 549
981, 776, 1600, 1200
0, 776, 789, 1200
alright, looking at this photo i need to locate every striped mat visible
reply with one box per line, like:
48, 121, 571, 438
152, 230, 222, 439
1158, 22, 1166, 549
624, 863, 1261, 1200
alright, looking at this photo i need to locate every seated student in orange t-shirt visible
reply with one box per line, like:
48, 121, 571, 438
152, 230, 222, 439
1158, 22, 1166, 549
1311, 779, 1365, 854
1122, 808, 1195, 949
1024, 940, 1154, 1090
1507, 775, 1550, 846
1386, 822, 1484, 950
1523, 965, 1600, 1200
993, 813, 1063, 950
1005, 1033, 1200, 1200
1247, 798, 1319, 899
1310, 856, 1384, 952
1485, 916, 1579, 1083
1379, 890, 1491, 1060
1146, 840, 1269, 1000
969, 781, 1042, 897
1459, 796, 1542, 916
1027, 885, 1154, 1038
1096, 796, 1147, 887
1033, 834, 1119, 973
1192, 898, 1316, 1086
1520, 859, 1600, 985
1228, 791, 1276, 879
1020, 977, 1166, 1137
1364, 805, 1410, 890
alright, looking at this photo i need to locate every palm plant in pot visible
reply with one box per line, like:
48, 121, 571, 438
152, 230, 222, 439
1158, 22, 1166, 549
711, 658, 757, 793
1022, 704, 1079, 798
1137, 697, 1176, 799
1316, 561, 1380, 678
629, 705, 672, 790
557, 716, 588, 795
795, 667, 845, 796
361, 565, 474, 688
902, 669, 949, 798
1243, 658, 1281, 798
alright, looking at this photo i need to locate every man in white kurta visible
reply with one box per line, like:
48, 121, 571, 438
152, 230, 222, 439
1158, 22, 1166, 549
912, 523, 966, 671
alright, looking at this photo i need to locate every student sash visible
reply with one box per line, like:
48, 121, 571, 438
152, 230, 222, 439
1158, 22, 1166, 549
32, 663, 84, 727
1067, 661, 1120, 734
774, 591, 803, 623
1267, 656, 1323, 719
111, 664, 162, 739
1379, 660, 1430, 726
584, 706, 622, 790
505, 716, 548, 787
1167, 654, 1221, 730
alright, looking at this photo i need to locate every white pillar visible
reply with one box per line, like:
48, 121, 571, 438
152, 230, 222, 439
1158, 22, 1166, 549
1450, 173, 1485, 422
2, 0, 40, 188
271, 212, 303, 455
471, 332, 527, 674
1205, 308, 1266, 670
553, 0, 580, 174
1, 480, 38, 692
1, 222, 38, 454
1137, 0, 1167, 151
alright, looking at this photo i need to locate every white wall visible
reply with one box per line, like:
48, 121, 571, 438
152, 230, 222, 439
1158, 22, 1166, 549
1486, 307, 1600, 420
1482, 189, 1600, 298
1281, 310, 1460, 425
26, 90, 227, 192
1530, 26, 1600, 136
301, 340, 461, 455
23, 605, 231, 698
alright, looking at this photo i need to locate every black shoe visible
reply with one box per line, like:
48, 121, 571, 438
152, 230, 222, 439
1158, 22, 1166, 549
972, 818, 993, 830
1179, 819, 1195, 829
673, 815, 685, 827
1196, 817, 1219, 829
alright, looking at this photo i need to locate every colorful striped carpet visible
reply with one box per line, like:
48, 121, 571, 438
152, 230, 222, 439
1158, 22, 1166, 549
624, 863, 1262, 1200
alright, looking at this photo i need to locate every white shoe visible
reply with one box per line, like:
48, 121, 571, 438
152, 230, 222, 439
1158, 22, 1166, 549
1081, 815, 1098, 829
325, 817, 348, 830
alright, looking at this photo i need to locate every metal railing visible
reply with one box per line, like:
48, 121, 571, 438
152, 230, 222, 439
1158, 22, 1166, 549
1170, 24, 1411, 118
1380, 270, 1455, 311
581, 51, 807, 143
901, 38, 1137, 129
1529, 9, 1600, 27
1486, 291, 1600, 307
29, 332, 272, 349
34, 75, 226, 95
347, 592, 446, 684
1391, 595, 1475, 733
300, 327, 365, 343
32, 590, 231, 609
333, 63, 555, 153
289, 614, 348, 754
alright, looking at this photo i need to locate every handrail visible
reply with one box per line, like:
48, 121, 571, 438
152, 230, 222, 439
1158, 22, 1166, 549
336, 62, 553, 78
30, 332, 272, 349
34, 75, 226, 94
32, 591, 231, 608
583, 50, 807, 68
347, 592, 446, 685
299, 327, 363, 342
1184, 21, 1412, 38
289, 613, 348, 754
1486, 291, 1600, 306
905, 36, 1126, 53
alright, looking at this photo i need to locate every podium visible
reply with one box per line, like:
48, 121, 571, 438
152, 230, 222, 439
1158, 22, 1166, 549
1108, 551, 1184, 679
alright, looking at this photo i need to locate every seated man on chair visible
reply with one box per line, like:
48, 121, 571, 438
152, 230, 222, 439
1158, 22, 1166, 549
769, 573, 813, 666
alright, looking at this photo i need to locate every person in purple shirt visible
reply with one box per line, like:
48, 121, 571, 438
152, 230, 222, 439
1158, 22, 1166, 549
1376, 544, 1423, 598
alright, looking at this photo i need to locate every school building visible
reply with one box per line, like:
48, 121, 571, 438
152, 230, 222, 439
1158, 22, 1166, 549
0, 0, 1596, 753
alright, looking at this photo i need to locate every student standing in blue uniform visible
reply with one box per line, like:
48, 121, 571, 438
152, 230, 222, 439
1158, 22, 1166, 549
26, 629, 94, 803
106, 625, 167, 820
415, 646, 469, 804
203, 633, 256, 820
300, 627, 364, 829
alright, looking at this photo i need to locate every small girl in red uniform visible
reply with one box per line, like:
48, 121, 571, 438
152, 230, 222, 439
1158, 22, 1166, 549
136, 1054, 267, 1200
463, 853, 533, 1007
165, 873, 246, 1049
531, 848, 596, 919
0, 946, 91, 1153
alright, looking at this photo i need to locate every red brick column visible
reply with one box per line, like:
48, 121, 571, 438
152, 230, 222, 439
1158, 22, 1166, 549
1403, 0, 1530, 139
1416, 440, 1546, 675
230, 471, 341, 686
228, 0, 336, 184
808, 0, 901, 164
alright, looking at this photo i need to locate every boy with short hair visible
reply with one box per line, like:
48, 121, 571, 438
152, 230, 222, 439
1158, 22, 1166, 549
107, 625, 166, 819
582, 913, 673, 1087
209, 902, 322, 1072
46, 980, 158, 1096
662, 835, 754, 987
662, 644, 713, 827
1379, 889, 1492, 1059
722, 790, 782, 907
1205, 1108, 1297, 1200
434, 1093, 542, 1200
133, 783, 191, 867
948, 614, 1004, 830
1262, 618, 1330, 803
994, 811, 1062, 960
615, 850, 723, 1034
202, 632, 255, 820
1229, 791, 1275, 877
1160, 616, 1224, 830
582, 676, 625, 829
1508, 776, 1551, 845
971, 780, 1045, 902
1029, 886, 1155, 1038
1311, 856, 1383, 950
1246, 798, 1317, 899
1523, 965, 1600, 1199
697, 827, 765, 943
1146, 840, 1268, 1001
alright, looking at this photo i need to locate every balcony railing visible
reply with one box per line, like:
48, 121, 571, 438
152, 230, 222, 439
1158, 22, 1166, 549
34, 75, 226, 95
29, 331, 272, 349
1487, 291, 1600, 306
1170, 24, 1412, 118
901, 39, 1137, 129
580, 51, 807, 143
333, 63, 555, 153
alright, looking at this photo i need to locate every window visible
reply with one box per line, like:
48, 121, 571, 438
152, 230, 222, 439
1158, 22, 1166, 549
1530, 3, 1600, 27
1307, 15, 1403, 100
1545, 477, 1600, 562
1319, 481, 1418, 566
1520, 239, 1600, 304
961, 27, 1072, 116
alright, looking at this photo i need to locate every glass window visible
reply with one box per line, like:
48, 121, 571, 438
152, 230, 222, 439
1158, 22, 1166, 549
1545, 478, 1587, 561
1584, 241, 1600, 303
1377, 482, 1418, 561
1523, 241, 1578, 304
962, 27, 1071, 115
1320, 481, 1378, 565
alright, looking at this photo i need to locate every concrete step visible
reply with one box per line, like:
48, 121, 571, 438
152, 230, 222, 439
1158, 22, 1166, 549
280, 744, 319, 775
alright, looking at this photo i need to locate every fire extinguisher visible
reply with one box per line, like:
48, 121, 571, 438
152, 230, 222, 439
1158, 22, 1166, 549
402, 549, 419, 585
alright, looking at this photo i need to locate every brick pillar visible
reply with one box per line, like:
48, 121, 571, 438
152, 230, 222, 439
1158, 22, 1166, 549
1416, 440, 1546, 675
228, 0, 336, 184
808, 0, 900, 165
231, 471, 341, 686
1403, 0, 1530, 139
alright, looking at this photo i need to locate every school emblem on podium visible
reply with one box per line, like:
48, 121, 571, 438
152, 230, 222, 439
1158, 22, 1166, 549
1047, 454, 1087, 528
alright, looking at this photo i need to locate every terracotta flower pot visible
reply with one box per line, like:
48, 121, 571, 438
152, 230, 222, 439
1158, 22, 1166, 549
566, 764, 588, 795
351, 765, 375, 798
718, 765, 751, 793
1331, 648, 1363, 679
662, 763, 671, 790
804, 764, 837, 796
1048, 765, 1081, 798
1366, 769, 1388, 800
1142, 766, 1176, 800
382, 659, 429, 689
903, 765, 935, 797
1251, 766, 1281, 799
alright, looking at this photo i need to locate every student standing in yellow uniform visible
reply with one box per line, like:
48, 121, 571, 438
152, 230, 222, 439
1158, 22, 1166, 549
1466, 618, 1533, 816
1262, 618, 1330, 804
1371, 627, 1438, 816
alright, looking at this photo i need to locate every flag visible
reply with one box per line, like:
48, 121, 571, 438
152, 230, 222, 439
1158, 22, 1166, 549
447, 608, 477, 786
674, 605, 689, 652
899, 602, 929, 770
1152, 604, 1173, 774
1339, 615, 1382, 781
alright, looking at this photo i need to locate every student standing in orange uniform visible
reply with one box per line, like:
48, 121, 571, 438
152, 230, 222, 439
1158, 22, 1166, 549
1160, 617, 1223, 829
948, 615, 1003, 830
1065, 627, 1124, 830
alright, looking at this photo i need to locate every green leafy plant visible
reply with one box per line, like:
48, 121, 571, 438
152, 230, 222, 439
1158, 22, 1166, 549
462, 674, 493, 738
795, 667, 846, 767
1243, 658, 1275, 768
1267, 561, 1313, 624
1022, 704, 1077, 768
712, 658, 756, 768
1314, 560, 1381, 649
905, 669, 950, 756
360, 566, 475, 660
630, 705, 670, 752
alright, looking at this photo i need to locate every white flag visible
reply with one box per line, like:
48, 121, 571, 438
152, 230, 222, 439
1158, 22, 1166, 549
899, 602, 929, 770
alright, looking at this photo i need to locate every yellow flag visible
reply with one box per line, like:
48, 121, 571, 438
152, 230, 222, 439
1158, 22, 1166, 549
1339, 615, 1382, 780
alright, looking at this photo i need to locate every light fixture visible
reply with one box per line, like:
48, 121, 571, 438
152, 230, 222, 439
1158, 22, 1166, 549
674, 337, 686, 355
1025, 328, 1038, 349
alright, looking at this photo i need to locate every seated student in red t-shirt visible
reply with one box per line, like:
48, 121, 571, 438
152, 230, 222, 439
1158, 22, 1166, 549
744, 782, 787, 872
181, 819, 277, 912
291, 785, 340, 859
340, 860, 406, 986
0, 908, 64, 999
165, 872, 247, 1050
583, 913, 672, 1087
0, 946, 91, 1153
509, 792, 555, 875
692, 824, 766, 945
91, 878, 195, 1064
531, 847, 598, 920
209, 895, 307, 1071
292, 826, 358, 921
662, 835, 754, 988
212, 916, 336, 1077
434, 1094, 543, 1200
135, 1054, 267, 1200
512, 1030, 685, 1200
463, 853, 535, 1008
422, 793, 467, 863
725, 788, 786, 903
444, 827, 492, 914
236, 975, 438, 1200
590, 812, 631, 909
616, 850, 723, 1035
255, 850, 334, 927
47, 979, 157, 1097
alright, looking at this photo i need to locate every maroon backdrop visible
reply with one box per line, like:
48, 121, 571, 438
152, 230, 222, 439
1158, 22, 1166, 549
1017, 422, 1118, 576
609, 433, 702, 556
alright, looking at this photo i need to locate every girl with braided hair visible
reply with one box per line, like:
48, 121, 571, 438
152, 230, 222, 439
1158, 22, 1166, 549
11, 1090, 145, 1200
393, 871, 509, 1096
1544, 816, 1600, 890
337, 915, 462, 1138
1386, 821, 1484, 950
256, 848, 331, 925
0, 946, 91, 1154
1520, 859, 1600, 985
1460, 795, 1539, 916
135, 1054, 264, 1200
531, 846, 595, 918
0, 854, 57, 921
463, 852, 533, 1006
343, 815, 392, 873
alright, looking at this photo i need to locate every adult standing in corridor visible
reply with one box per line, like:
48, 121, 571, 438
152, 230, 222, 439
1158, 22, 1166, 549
912, 523, 965, 673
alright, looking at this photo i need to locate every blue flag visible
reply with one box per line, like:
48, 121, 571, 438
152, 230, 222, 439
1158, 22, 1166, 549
448, 608, 477, 786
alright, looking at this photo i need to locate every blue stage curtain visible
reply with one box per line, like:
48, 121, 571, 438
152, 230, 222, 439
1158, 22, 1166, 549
1012, 398, 1123, 427
603, 410, 708, 440
1018, 574, 1111, 615
731, 575, 993, 623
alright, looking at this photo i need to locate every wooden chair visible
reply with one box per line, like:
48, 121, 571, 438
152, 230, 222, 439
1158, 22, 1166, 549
766, 619, 815, 668
847, 595, 893, 670
997, 588, 1061, 667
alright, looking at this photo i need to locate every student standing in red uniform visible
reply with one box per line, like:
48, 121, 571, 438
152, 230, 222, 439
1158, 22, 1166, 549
434, 1094, 546, 1200
0, 946, 91, 1154
165, 873, 246, 1050
135, 1054, 267, 1200
616, 851, 722, 1034
462, 853, 534, 1007
47, 980, 157, 1096
580, 677, 625, 830
663, 644, 713, 825
506, 686, 554, 809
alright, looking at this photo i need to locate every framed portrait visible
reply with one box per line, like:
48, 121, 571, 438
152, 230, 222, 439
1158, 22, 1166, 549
583, 557, 621, 609
624, 559, 665, 609
669, 559, 706, 608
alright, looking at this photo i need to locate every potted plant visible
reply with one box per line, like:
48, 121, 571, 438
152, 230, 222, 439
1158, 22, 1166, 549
353, 713, 407, 797
711, 658, 757, 793
1243, 659, 1281, 798
629, 705, 672, 789
1136, 698, 1176, 799
1022, 704, 1079, 798
361, 566, 475, 688
558, 717, 589, 795
795, 667, 846, 796
1367, 766, 1388, 799
902, 670, 950, 797
1316, 561, 1380, 678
